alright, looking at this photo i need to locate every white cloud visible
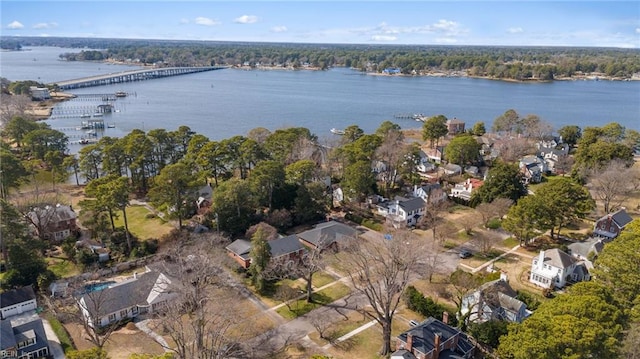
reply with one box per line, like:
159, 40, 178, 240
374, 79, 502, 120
7, 21, 24, 29
195, 17, 220, 26
271, 26, 287, 33
508, 27, 524, 34
371, 35, 397, 42
234, 15, 258, 24
636, 27, 640, 34
33, 22, 58, 29
180, 18, 190, 25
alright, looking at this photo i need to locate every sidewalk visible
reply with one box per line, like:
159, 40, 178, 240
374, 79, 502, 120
321, 319, 377, 350
135, 319, 171, 352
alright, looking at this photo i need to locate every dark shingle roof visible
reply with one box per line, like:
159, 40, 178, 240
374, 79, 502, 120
298, 221, 357, 248
269, 235, 305, 258
0, 320, 16, 350
226, 239, 252, 259
611, 209, 633, 228
78, 271, 166, 318
397, 317, 474, 357
0, 286, 36, 309
399, 197, 426, 212
13, 318, 49, 356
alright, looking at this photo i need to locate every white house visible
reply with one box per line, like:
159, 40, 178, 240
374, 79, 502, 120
442, 164, 462, 176
77, 270, 175, 328
450, 178, 484, 202
519, 155, 547, 184
461, 275, 531, 324
377, 197, 426, 227
413, 183, 446, 204
529, 249, 590, 289
0, 286, 37, 320
29, 86, 50, 100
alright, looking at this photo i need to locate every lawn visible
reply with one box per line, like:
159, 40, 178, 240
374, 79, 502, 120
312, 271, 337, 288
44, 313, 75, 353
276, 282, 351, 319
46, 257, 81, 278
113, 205, 174, 240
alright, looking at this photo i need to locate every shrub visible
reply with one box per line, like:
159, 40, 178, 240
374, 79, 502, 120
404, 286, 457, 326
145, 213, 156, 219
486, 218, 502, 229
516, 290, 542, 310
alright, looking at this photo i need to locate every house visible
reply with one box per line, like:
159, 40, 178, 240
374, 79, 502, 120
27, 204, 78, 242
29, 86, 50, 101
529, 249, 590, 289
450, 178, 484, 202
76, 270, 176, 328
297, 221, 357, 251
0, 286, 37, 320
196, 183, 213, 214
461, 274, 531, 324
416, 161, 436, 174
1, 313, 50, 359
442, 164, 462, 176
422, 146, 444, 164
226, 235, 306, 269
464, 165, 480, 177
537, 142, 569, 174
392, 317, 475, 359
378, 197, 426, 227
413, 184, 446, 204
446, 118, 466, 135
593, 208, 633, 241
518, 155, 547, 184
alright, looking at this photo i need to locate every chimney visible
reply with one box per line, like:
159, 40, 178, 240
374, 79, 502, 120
406, 333, 413, 352
500, 271, 508, 282
434, 332, 442, 358
442, 311, 449, 324
538, 250, 545, 270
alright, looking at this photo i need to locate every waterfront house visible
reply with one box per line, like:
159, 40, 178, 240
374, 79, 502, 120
392, 316, 475, 359
446, 118, 466, 135
518, 155, 547, 184
529, 249, 590, 289
29, 86, 50, 101
422, 145, 444, 164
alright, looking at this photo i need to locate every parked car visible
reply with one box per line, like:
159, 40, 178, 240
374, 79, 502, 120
459, 249, 472, 259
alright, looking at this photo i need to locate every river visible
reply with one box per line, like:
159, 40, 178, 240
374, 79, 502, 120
2, 46, 639, 148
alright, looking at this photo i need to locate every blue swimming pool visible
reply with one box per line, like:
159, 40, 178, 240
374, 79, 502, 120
83, 281, 115, 293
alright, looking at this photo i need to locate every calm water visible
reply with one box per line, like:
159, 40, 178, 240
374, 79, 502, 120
2, 47, 639, 149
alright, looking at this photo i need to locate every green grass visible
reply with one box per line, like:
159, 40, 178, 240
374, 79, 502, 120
276, 283, 351, 319
44, 313, 75, 353
312, 271, 337, 288
502, 236, 519, 248
46, 257, 80, 278
112, 205, 174, 240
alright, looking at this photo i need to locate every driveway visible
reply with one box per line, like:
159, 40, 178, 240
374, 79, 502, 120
41, 317, 66, 359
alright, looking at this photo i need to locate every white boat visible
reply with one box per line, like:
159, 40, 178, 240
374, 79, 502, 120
80, 113, 91, 118
330, 128, 345, 135
107, 123, 116, 128
92, 113, 103, 117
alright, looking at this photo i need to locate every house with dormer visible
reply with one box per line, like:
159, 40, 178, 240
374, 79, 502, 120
461, 274, 531, 324
392, 316, 475, 359
1, 314, 50, 359
593, 208, 633, 241
377, 197, 426, 227
519, 155, 547, 184
413, 184, 446, 204
446, 118, 466, 135
27, 204, 78, 242
529, 249, 590, 289
450, 178, 484, 202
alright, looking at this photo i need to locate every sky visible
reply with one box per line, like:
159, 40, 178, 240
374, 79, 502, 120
1, 1, 639, 48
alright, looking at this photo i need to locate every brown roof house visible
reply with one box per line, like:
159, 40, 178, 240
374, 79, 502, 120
593, 208, 633, 241
446, 118, 466, 135
392, 317, 475, 359
297, 221, 358, 251
27, 204, 78, 242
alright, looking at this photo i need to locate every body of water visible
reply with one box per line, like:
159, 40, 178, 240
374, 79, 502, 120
2, 47, 639, 148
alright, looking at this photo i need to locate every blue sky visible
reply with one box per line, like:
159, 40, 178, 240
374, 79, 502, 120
2, 1, 639, 48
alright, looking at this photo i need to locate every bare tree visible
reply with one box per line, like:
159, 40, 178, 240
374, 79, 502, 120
588, 160, 640, 214
419, 199, 450, 241
14, 191, 65, 241
476, 198, 513, 227
476, 231, 500, 255
497, 137, 535, 163
374, 130, 405, 196
342, 229, 425, 356
155, 242, 246, 359
447, 270, 481, 327
0, 93, 32, 124
422, 242, 444, 283
309, 311, 332, 341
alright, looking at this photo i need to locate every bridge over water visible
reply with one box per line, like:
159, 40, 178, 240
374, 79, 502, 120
51, 66, 226, 90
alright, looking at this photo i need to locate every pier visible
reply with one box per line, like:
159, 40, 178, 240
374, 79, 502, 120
51, 66, 226, 90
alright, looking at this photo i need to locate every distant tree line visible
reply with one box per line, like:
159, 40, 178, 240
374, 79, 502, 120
5, 36, 640, 79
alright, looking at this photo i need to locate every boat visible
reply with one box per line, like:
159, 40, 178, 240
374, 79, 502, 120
92, 113, 103, 117
79, 138, 90, 145
80, 113, 91, 118
86, 130, 96, 136
330, 128, 345, 135
115, 91, 127, 97
107, 123, 116, 128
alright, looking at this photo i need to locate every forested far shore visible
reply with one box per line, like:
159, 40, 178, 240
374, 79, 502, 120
3, 36, 640, 81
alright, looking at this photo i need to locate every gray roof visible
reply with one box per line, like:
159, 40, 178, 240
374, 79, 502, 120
226, 239, 252, 259
298, 221, 357, 248
269, 235, 305, 258
0, 286, 36, 309
0, 317, 49, 354
602, 209, 633, 229
397, 317, 474, 357
543, 249, 576, 269
399, 197, 426, 212
471, 279, 526, 315
28, 204, 76, 225
419, 183, 442, 194
391, 349, 416, 359
78, 271, 167, 318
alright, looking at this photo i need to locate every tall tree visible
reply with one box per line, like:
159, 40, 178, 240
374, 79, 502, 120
492, 109, 520, 134
210, 178, 256, 236
2, 116, 40, 148
342, 160, 376, 203
444, 133, 481, 165
250, 160, 285, 211
558, 125, 581, 147
249, 227, 272, 294
470, 162, 527, 207
422, 115, 448, 148
0, 149, 29, 199
149, 161, 197, 228
536, 177, 594, 238
343, 229, 426, 356
23, 128, 68, 161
